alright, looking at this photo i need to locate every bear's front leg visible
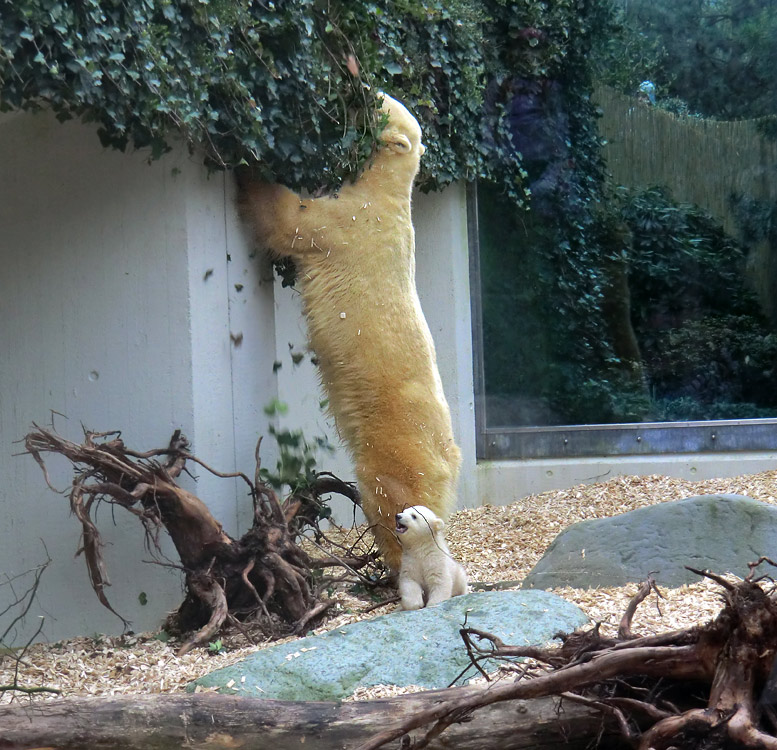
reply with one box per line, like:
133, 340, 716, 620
424, 577, 454, 607
239, 180, 331, 260
399, 578, 425, 611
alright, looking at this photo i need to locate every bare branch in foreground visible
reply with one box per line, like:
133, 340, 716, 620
358, 566, 777, 750
1, 554, 61, 699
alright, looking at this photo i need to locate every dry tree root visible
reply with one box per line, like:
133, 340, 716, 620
358, 566, 777, 750
24, 425, 374, 655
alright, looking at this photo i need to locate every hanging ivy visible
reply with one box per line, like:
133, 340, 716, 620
0, 0, 614, 202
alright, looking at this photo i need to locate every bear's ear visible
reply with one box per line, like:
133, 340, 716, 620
432, 517, 445, 532
383, 130, 413, 154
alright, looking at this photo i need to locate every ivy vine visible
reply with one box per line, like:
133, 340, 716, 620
0, 0, 613, 203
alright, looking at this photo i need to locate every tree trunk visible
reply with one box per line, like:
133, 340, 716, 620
0, 690, 618, 750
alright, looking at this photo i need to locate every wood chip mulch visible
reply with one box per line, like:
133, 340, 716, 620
3, 470, 776, 704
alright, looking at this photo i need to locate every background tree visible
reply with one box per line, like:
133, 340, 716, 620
601, 0, 777, 120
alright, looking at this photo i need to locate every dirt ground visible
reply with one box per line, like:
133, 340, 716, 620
2, 469, 775, 704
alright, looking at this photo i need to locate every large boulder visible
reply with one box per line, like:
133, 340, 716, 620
523, 494, 777, 590
188, 590, 587, 701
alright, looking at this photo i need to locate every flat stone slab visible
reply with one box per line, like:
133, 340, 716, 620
523, 494, 777, 590
188, 590, 587, 701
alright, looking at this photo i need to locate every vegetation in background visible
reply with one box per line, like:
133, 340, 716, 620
0, 0, 603, 200
481, 181, 777, 425
596, 0, 777, 122
625, 189, 777, 421
479, 0, 777, 427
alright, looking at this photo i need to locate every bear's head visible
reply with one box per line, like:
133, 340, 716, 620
395, 504, 444, 544
377, 94, 426, 162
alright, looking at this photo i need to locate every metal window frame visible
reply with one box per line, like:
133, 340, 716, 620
466, 181, 777, 461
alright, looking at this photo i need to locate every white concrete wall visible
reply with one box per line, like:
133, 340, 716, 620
271, 283, 357, 523
0, 111, 277, 642
414, 184, 478, 508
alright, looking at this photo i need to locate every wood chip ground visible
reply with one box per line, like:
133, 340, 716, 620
3, 470, 776, 705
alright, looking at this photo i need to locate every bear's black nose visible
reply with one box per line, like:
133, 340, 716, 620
395, 513, 402, 521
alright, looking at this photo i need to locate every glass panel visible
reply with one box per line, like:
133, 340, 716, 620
473, 0, 777, 458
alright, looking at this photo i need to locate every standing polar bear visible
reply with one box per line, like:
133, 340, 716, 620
239, 94, 461, 572
395, 505, 468, 609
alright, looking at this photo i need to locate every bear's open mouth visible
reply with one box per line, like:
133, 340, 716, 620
395, 518, 408, 534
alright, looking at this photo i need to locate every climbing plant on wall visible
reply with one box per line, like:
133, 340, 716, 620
0, 0, 613, 203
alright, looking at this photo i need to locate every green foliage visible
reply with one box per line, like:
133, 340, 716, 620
622, 188, 777, 420
646, 316, 777, 420
478, 182, 644, 426
480, 0, 777, 428
596, 0, 777, 120
480, 182, 777, 425
590, 1, 664, 94
731, 194, 777, 249
623, 187, 757, 324
0, 0, 381, 188
259, 399, 333, 496
457, 0, 634, 427
207, 638, 225, 654
0, 0, 613, 201
476, 0, 639, 426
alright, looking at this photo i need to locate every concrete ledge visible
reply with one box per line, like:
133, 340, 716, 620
476, 451, 777, 505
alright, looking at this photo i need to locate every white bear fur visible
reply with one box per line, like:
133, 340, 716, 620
239, 95, 461, 573
395, 505, 467, 610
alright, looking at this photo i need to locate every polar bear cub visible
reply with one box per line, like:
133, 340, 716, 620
395, 505, 468, 610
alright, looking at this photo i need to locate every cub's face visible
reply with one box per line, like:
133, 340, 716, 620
395, 505, 444, 544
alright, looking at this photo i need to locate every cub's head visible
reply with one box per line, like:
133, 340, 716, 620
377, 94, 426, 165
395, 505, 443, 544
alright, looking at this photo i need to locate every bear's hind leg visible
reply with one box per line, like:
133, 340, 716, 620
451, 565, 468, 598
370, 519, 403, 575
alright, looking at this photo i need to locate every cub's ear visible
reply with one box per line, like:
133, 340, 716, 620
383, 130, 413, 154
432, 518, 445, 532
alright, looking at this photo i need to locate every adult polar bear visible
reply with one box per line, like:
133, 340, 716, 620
240, 94, 461, 572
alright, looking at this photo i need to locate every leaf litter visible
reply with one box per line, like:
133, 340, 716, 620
2, 469, 775, 704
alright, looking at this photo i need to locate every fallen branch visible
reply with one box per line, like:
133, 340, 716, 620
0, 554, 61, 699
358, 566, 777, 750
0, 690, 616, 750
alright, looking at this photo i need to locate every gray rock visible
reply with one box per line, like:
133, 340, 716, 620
188, 590, 587, 701
523, 494, 777, 590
